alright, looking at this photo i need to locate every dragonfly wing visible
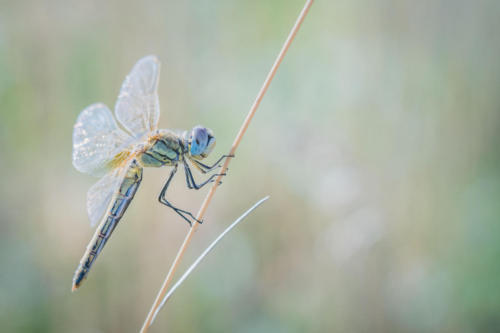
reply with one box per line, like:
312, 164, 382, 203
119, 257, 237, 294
73, 103, 131, 177
86, 166, 123, 227
115, 55, 160, 137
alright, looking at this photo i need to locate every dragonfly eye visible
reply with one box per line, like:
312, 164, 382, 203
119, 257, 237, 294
189, 126, 209, 157
188, 126, 216, 159
204, 131, 216, 157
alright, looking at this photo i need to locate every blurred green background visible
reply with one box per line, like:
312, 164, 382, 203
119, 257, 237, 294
1, 0, 500, 332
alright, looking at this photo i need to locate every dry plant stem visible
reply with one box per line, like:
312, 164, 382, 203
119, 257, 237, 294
140, 1, 314, 332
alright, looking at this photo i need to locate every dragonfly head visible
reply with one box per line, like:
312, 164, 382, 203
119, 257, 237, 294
186, 125, 216, 160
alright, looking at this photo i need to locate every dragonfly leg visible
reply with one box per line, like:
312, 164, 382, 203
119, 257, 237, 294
158, 165, 202, 226
191, 154, 235, 174
184, 161, 226, 190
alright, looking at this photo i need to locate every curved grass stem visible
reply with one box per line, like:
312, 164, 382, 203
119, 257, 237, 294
150, 196, 270, 325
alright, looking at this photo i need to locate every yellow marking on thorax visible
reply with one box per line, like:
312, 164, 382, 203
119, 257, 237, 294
107, 150, 132, 169
147, 133, 164, 143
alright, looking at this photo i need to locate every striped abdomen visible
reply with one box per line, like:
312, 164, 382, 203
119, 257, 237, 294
72, 160, 143, 290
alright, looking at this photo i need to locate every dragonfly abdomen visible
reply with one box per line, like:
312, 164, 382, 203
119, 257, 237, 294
72, 160, 143, 290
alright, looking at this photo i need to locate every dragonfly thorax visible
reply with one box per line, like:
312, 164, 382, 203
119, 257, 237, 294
138, 130, 185, 168
137, 126, 216, 168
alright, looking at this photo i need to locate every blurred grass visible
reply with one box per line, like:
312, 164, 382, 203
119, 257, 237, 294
1, 0, 500, 332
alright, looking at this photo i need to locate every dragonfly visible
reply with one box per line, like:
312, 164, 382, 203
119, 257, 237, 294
71, 55, 231, 291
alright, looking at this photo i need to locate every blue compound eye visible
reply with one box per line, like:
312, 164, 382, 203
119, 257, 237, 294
190, 126, 208, 156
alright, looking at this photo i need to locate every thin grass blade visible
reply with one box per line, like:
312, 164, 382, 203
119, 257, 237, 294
151, 196, 270, 325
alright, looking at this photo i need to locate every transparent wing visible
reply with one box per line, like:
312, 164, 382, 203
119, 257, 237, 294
115, 55, 160, 137
73, 103, 131, 177
86, 163, 127, 227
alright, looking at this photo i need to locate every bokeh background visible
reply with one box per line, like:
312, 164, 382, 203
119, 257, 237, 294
1, 0, 500, 332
